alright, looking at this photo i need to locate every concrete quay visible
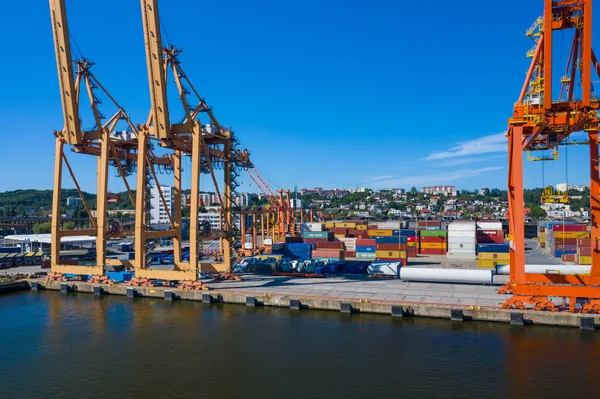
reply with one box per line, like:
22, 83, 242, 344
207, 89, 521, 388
29, 274, 600, 330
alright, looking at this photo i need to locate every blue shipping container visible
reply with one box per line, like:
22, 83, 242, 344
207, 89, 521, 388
554, 251, 577, 258
106, 271, 134, 282
356, 245, 376, 253
399, 230, 417, 237
374, 236, 407, 244
477, 243, 510, 253
342, 262, 369, 274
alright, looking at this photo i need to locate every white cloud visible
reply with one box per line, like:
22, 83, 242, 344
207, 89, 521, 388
370, 175, 394, 181
370, 166, 504, 188
423, 133, 507, 161
433, 154, 507, 167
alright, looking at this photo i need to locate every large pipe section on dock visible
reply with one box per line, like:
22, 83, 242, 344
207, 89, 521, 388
398, 268, 493, 285
495, 264, 591, 276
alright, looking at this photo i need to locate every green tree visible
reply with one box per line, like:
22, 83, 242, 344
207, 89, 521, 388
410, 187, 417, 194
33, 222, 51, 234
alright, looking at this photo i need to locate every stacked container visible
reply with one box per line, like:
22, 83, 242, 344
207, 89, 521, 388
374, 236, 407, 264
419, 230, 447, 255
356, 238, 377, 261
537, 221, 548, 249
477, 243, 509, 268
447, 220, 477, 259
406, 236, 418, 257
577, 238, 592, 265
476, 220, 504, 243
552, 224, 589, 258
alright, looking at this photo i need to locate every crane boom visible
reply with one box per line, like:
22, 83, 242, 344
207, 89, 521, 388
49, 0, 81, 145
140, 0, 171, 139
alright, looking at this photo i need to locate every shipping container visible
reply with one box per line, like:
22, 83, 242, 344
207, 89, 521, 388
356, 245, 376, 253
325, 221, 335, 229
312, 249, 343, 259
578, 247, 592, 256
477, 243, 510, 253
355, 225, 367, 231
478, 252, 510, 261
578, 238, 592, 247
335, 222, 356, 229
554, 231, 590, 239
356, 239, 376, 247
376, 243, 404, 251
477, 259, 506, 268
356, 252, 376, 259
343, 251, 356, 258
300, 223, 324, 232
551, 224, 588, 232
316, 241, 344, 250
302, 231, 332, 239
579, 255, 592, 265
375, 236, 407, 244
419, 230, 448, 237
303, 238, 330, 245
476, 220, 503, 230
375, 250, 406, 259
419, 236, 447, 243
420, 242, 447, 249
562, 254, 576, 262
368, 229, 394, 237
419, 248, 446, 255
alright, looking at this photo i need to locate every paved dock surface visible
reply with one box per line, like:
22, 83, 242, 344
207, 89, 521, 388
206, 274, 510, 307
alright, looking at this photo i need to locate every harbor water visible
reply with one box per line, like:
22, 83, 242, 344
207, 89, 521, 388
1, 291, 599, 398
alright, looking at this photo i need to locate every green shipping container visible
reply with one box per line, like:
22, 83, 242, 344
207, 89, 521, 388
356, 252, 377, 259
420, 230, 448, 237
302, 231, 332, 239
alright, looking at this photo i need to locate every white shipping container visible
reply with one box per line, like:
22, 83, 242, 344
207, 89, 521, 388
477, 221, 502, 230
300, 223, 324, 232
244, 242, 254, 249
447, 235, 477, 244
376, 221, 400, 230
448, 221, 477, 231
449, 230, 476, 238
448, 243, 476, 251
264, 238, 273, 245
446, 252, 477, 260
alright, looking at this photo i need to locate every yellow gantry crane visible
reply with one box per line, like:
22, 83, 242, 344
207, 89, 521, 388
540, 186, 569, 204
48, 0, 252, 282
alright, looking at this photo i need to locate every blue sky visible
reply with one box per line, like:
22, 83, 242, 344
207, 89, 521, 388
0, 0, 597, 193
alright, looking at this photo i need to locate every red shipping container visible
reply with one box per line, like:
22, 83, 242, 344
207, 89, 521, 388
317, 241, 344, 250
285, 236, 304, 243
419, 248, 446, 255
407, 247, 418, 258
344, 251, 356, 258
419, 236, 447, 243
579, 247, 592, 256
551, 224, 588, 231
562, 254, 576, 262
540, 226, 545, 232
578, 239, 592, 248
406, 236, 417, 242
477, 229, 503, 237
376, 243, 402, 251
554, 238, 578, 246
312, 249, 343, 258
304, 238, 330, 245
540, 242, 546, 248
357, 239, 377, 246
368, 224, 379, 230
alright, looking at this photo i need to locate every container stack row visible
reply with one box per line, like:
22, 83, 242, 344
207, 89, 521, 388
577, 238, 591, 265
477, 243, 510, 269
447, 220, 477, 260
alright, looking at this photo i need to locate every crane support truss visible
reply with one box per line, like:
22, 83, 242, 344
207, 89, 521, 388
49, 0, 253, 281
506, 0, 600, 312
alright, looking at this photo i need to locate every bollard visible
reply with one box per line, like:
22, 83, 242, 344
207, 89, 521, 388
202, 293, 211, 303
246, 296, 256, 307
164, 290, 174, 301
391, 305, 403, 317
580, 317, 596, 331
510, 312, 525, 326
93, 286, 102, 296
60, 283, 68, 294
450, 309, 464, 321
126, 287, 135, 298
340, 302, 352, 314
289, 299, 301, 310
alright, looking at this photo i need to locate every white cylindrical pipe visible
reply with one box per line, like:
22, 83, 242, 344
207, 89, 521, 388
399, 267, 493, 284
495, 264, 591, 275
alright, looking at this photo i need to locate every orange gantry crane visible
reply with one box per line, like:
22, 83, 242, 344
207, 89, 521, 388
505, 0, 600, 312
49, 0, 252, 281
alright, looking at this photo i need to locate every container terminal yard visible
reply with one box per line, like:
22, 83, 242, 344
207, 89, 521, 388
2, 0, 600, 333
